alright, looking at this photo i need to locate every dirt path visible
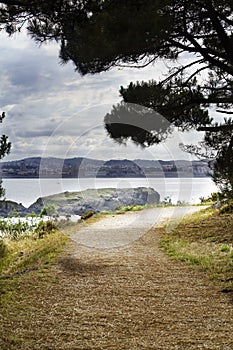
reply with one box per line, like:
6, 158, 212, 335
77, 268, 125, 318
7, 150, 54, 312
1, 207, 233, 349
70, 206, 206, 249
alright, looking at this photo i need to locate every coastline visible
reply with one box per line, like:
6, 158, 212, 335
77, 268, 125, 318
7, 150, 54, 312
1, 177, 218, 209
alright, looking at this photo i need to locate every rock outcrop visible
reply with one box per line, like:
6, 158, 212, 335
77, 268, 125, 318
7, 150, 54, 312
28, 187, 160, 216
0, 187, 160, 217
0, 200, 27, 217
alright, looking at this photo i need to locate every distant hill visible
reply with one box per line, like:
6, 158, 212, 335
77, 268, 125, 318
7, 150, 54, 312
97, 159, 146, 178
0, 157, 212, 178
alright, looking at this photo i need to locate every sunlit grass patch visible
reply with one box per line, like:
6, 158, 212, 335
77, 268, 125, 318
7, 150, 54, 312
1, 230, 68, 276
160, 208, 233, 289
115, 204, 145, 213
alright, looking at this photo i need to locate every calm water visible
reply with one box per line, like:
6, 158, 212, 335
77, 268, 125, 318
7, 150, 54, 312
2, 177, 218, 208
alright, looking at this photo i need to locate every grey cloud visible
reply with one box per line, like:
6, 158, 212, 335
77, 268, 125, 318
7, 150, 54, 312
17, 130, 54, 138
0, 48, 73, 105
0, 32, 203, 162
9, 67, 40, 89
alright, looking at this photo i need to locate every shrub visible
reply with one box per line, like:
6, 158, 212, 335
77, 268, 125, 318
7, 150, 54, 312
35, 220, 57, 238
81, 210, 94, 220
40, 203, 57, 218
0, 218, 33, 239
199, 192, 221, 204
219, 200, 233, 214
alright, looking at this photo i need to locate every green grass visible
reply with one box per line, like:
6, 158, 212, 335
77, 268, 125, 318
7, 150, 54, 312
115, 204, 146, 213
159, 208, 233, 289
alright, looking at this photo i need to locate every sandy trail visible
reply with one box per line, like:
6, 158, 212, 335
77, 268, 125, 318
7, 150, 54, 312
1, 206, 233, 350
71, 206, 204, 248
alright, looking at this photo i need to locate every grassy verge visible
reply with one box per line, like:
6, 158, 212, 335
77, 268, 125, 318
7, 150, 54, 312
159, 208, 233, 290
0, 229, 68, 307
114, 201, 199, 213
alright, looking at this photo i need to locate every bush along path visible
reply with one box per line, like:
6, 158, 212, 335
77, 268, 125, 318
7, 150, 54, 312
0, 206, 233, 350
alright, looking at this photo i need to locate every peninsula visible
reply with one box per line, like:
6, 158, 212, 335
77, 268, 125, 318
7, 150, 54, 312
0, 157, 212, 178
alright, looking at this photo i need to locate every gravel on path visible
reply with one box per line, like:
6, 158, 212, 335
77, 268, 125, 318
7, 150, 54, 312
71, 206, 205, 248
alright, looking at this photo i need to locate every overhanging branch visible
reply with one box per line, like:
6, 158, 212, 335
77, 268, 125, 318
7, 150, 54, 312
198, 125, 233, 131
216, 109, 233, 114
160, 58, 205, 85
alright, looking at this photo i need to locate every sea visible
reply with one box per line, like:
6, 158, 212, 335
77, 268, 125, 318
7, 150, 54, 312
2, 177, 218, 208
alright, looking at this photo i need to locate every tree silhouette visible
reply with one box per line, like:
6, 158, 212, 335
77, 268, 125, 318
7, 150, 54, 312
0, 0, 232, 196
0, 112, 11, 198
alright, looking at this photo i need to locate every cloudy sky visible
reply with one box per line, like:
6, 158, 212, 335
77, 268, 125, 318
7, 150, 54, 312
0, 30, 204, 162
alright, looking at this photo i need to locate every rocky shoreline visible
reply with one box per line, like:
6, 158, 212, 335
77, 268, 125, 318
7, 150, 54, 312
0, 187, 160, 217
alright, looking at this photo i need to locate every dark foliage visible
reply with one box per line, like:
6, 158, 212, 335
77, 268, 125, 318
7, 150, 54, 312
0, 112, 11, 198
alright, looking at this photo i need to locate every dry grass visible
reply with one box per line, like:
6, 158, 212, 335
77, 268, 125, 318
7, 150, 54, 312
0, 230, 68, 312
1, 209, 233, 349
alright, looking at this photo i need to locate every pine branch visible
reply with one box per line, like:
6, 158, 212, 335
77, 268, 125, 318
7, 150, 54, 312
198, 124, 233, 132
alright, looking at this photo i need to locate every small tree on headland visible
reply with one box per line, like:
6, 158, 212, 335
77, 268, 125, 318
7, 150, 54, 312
40, 203, 57, 219
0, 112, 11, 198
